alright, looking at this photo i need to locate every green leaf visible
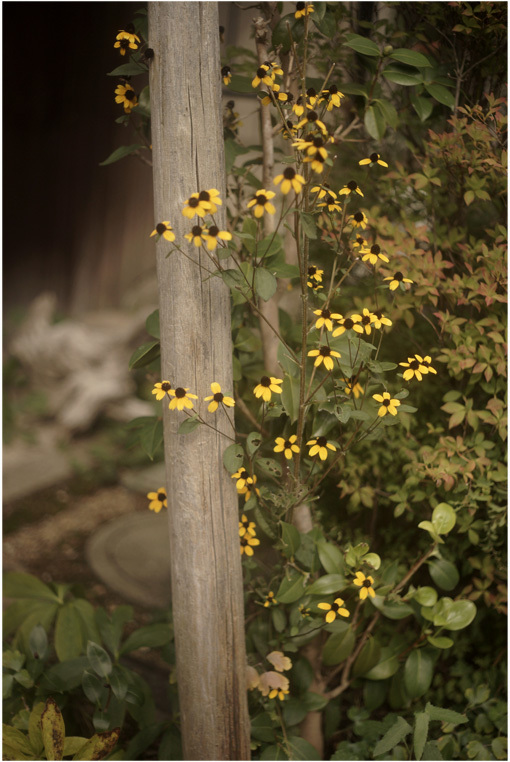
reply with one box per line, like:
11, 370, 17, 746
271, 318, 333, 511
139, 418, 163, 460
256, 458, 282, 478
373, 716, 412, 757
260, 745, 289, 760
322, 627, 355, 666
364, 104, 386, 140
281, 374, 300, 424
271, 607, 287, 633
276, 570, 307, 604
283, 698, 308, 727
280, 521, 301, 558
2, 724, 35, 760
120, 623, 172, 654
41, 698, 65, 761
109, 665, 129, 701
3, 649, 26, 671
223, 443, 244, 474
251, 712, 278, 742
435, 598, 477, 631
128, 340, 160, 370
425, 703, 468, 725
4, 572, 60, 602
99, 144, 144, 166
464, 190, 475, 206
413, 587, 438, 606
225, 138, 252, 173
307, 574, 346, 596
256, 233, 283, 260
133, 85, 150, 117
254, 268, 277, 301
344, 33, 380, 57
302, 692, 329, 712
404, 649, 434, 698
411, 95, 433, 121
364, 647, 400, 680
62, 738, 88, 757
389, 49, 432, 67
362, 552, 381, 570
427, 635, 453, 649
28, 702, 45, 757
107, 62, 148, 77
145, 309, 160, 339
352, 637, 381, 677
414, 711, 430, 761
177, 416, 201, 435
226, 74, 255, 94
41, 657, 90, 692
383, 64, 423, 86
424, 83, 455, 108
491, 737, 508, 760
246, 431, 263, 457
316, 541, 344, 574
299, 212, 318, 240
81, 670, 105, 704
287, 736, 322, 760
428, 559, 459, 590
431, 503, 456, 535
55, 604, 85, 662
86, 641, 112, 678
272, 14, 303, 54
369, 595, 414, 620
71, 599, 101, 645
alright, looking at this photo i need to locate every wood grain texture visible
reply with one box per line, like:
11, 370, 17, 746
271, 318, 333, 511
148, 4, 250, 758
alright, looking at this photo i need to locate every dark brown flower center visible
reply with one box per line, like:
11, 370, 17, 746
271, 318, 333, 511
307, 87, 317, 97
208, 226, 219, 237
191, 225, 203, 236
307, 110, 319, 122
283, 167, 296, 179
383, 398, 390, 406
199, 190, 211, 201
319, 346, 331, 356
361, 315, 371, 325
240, 470, 249, 479
316, 436, 327, 447
371, 244, 380, 254
256, 194, 267, 205
394, 271, 403, 281
312, 137, 324, 147
256, 67, 267, 78
260, 376, 271, 386
347, 181, 358, 190
308, 266, 317, 276
325, 194, 336, 205
410, 361, 420, 370
222, 66, 231, 76
188, 197, 199, 207
227, 100, 235, 109
354, 212, 364, 222
124, 89, 135, 100
175, 388, 186, 398
344, 318, 354, 329
161, 381, 171, 391
373, 310, 383, 319
158, 492, 166, 502
156, 223, 167, 234
296, 2, 305, 9
362, 579, 372, 588
284, 439, 293, 449
370, 152, 379, 162
144, 48, 154, 60
321, 309, 331, 319
213, 392, 224, 401
329, 85, 338, 94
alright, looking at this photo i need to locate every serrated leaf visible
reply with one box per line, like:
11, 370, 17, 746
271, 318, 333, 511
344, 33, 380, 57
414, 711, 430, 760
373, 716, 412, 757
389, 49, 432, 67
99, 144, 144, 166
128, 340, 160, 370
425, 702, 468, 725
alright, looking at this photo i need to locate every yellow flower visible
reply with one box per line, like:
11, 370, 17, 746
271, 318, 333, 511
232, 468, 254, 491
318, 194, 342, 213
168, 387, 198, 411
221, 66, 232, 86
240, 535, 260, 556
252, 64, 274, 88
147, 488, 167, 513
317, 597, 349, 623
184, 225, 208, 247
308, 346, 341, 371
274, 435, 300, 460
307, 265, 324, 283
295, 2, 314, 19
372, 392, 400, 417
359, 152, 388, 167
152, 380, 173, 400
350, 308, 375, 335
348, 211, 368, 229
295, 108, 327, 133
319, 85, 344, 110
311, 184, 335, 199
263, 591, 277, 607
114, 83, 138, 113
353, 571, 376, 599
273, 168, 305, 195
239, 514, 257, 538
203, 226, 232, 251
383, 271, 414, 291
419, 355, 437, 374
339, 180, 364, 197
253, 375, 283, 402
150, 222, 175, 242
342, 376, 364, 398
247, 189, 276, 218
371, 310, 393, 330
114, 29, 140, 55
204, 382, 235, 412
313, 307, 342, 332
182, 192, 211, 219
361, 244, 389, 265
307, 437, 336, 461
332, 315, 364, 338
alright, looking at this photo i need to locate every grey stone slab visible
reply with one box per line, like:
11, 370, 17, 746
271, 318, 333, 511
86, 512, 171, 609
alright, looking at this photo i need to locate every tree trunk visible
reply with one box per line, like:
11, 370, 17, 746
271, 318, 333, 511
148, 4, 250, 759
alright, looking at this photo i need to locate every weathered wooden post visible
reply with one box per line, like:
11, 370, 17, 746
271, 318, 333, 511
148, 3, 250, 759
